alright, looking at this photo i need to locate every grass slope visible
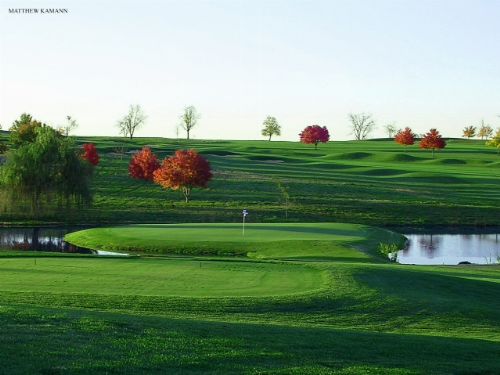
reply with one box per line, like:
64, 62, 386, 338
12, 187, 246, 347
1, 224, 499, 373
1, 136, 499, 226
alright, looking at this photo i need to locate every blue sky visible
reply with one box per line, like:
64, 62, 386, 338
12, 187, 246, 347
1, 0, 499, 140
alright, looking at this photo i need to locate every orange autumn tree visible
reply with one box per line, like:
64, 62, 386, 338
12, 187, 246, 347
420, 128, 446, 158
129, 146, 160, 181
394, 127, 416, 146
153, 149, 212, 202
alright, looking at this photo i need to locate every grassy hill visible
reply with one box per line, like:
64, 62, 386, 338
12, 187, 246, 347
1, 135, 499, 226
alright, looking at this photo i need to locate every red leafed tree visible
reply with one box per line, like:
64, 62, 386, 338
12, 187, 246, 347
82, 143, 99, 165
420, 128, 446, 158
299, 125, 330, 149
153, 149, 212, 202
394, 127, 416, 146
129, 147, 160, 181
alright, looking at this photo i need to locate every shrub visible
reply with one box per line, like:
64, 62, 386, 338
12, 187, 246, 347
378, 242, 400, 262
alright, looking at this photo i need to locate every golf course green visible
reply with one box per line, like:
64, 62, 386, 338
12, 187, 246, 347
2, 3, 500, 372
1, 138, 500, 373
0, 222, 498, 373
64, 222, 404, 260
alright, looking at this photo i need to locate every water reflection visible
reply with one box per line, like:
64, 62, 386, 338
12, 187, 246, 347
417, 234, 441, 253
0, 227, 93, 254
398, 233, 500, 265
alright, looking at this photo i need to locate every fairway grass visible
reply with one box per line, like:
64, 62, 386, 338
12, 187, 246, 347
1, 222, 500, 373
0, 257, 326, 297
1, 137, 499, 226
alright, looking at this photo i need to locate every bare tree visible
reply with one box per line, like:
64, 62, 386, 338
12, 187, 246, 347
117, 105, 146, 139
478, 120, 493, 140
384, 123, 397, 138
58, 115, 78, 137
180, 106, 200, 140
349, 113, 376, 140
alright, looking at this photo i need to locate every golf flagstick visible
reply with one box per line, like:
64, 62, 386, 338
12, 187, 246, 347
242, 209, 248, 236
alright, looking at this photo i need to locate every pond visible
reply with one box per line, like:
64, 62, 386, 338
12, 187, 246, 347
396, 232, 500, 265
1, 227, 499, 264
0, 227, 127, 256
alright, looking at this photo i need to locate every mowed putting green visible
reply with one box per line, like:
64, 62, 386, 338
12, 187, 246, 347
65, 222, 403, 260
0, 257, 325, 297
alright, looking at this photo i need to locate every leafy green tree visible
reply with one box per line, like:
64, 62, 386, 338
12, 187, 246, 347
261, 116, 281, 141
1, 125, 95, 216
9, 113, 44, 146
180, 106, 200, 140
0, 122, 6, 154
486, 128, 500, 154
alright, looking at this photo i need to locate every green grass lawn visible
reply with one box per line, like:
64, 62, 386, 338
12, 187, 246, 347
2, 133, 500, 373
0, 257, 326, 297
1, 136, 499, 226
64, 222, 403, 260
1, 224, 499, 373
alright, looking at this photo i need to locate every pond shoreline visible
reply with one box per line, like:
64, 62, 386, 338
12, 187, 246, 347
2, 222, 500, 233
387, 225, 500, 235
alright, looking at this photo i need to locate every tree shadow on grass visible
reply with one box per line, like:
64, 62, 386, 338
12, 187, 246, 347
1, 306, 499, 374
352, 265, 500, 326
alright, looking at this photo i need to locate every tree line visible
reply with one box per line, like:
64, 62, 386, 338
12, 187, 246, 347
112, 106, 500, 153
4, 106, 497, 146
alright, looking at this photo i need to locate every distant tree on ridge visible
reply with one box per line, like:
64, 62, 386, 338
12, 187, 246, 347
180, 106, 200, 140
117, 105, 146, 139
384, 123, 397, 138
462, 126, 476, 139
348, 113, 376, 140
261, 116, 281, 141
478, 121, 493, 140
59, 115, 79, 137
299, 125, 330, 149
